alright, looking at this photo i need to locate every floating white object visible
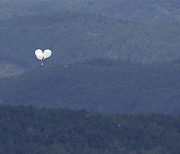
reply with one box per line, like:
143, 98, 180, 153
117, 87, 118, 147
43, 49, 52, 59
35, 49, 44, 60
35, 49, 52, 62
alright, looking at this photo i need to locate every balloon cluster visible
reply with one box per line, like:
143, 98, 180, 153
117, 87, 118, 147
35, 49, 52, 65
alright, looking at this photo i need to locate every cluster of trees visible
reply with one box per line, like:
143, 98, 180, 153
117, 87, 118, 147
0, 105, 179, 154
0, 59, 180, 114
0, 11, 179, 67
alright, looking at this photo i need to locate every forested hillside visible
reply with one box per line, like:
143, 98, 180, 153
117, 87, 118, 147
0, 59, 180, 114
0, 12, 179, 66
0, 1, 179, 153
0, 105, 179, 154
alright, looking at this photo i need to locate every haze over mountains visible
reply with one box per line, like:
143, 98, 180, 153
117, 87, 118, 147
0, 0, 180, 21
0, 0, 180, 66
0, 1, 179, 153
0, 0, 179, 114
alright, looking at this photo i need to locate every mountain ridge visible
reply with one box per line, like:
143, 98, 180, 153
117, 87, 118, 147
0, 59, 180, 114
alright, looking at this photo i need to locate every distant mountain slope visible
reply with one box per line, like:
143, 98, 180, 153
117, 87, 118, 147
0, 12, 179, 66
0, 0, 179, 21
0, 59, 180, 114
0, 105, 179, 153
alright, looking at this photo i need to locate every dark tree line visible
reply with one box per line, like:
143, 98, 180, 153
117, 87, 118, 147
0, 105, 179, 154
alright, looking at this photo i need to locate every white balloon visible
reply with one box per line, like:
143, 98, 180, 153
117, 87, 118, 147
43, 49, 52, 59
37, 53, 44, 60
35, 49, 44, 60
35, 49, 42, 55
35, 49, 52, 61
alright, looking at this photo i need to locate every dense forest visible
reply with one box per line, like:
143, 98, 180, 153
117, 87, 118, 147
0, 105, 179, 154
0, 59, 180, 114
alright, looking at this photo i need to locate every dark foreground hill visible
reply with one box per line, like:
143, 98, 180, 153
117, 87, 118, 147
0, 105, 179, 154
0, 59, 180, 114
